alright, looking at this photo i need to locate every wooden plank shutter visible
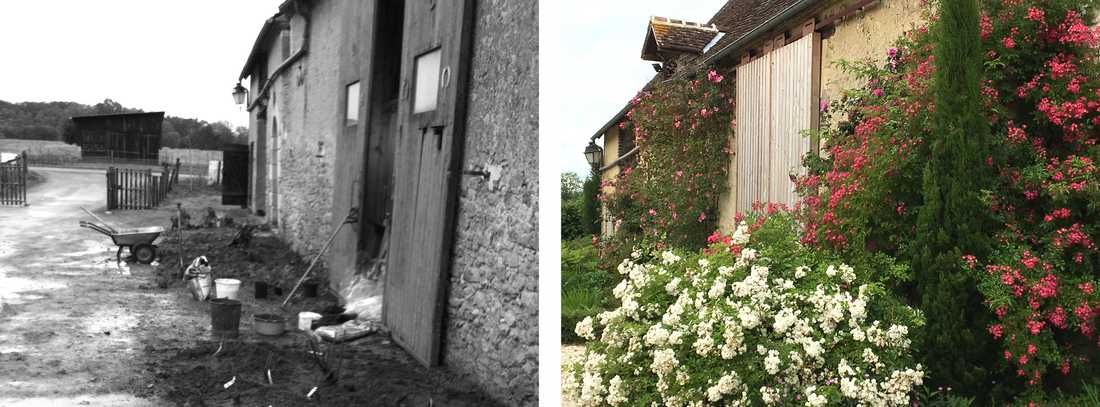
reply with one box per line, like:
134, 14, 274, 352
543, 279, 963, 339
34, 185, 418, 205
734, 33, 820, 213
769, 34, 819, 206
384, 0, 475, 367
735, 53, 772, 213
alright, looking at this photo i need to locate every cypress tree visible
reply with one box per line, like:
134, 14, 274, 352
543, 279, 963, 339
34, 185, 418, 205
911, 0, 996, 393
582, 169, 602, 236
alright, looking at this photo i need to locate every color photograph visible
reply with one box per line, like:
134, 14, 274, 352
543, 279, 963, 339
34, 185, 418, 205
554, 0, 1100, 405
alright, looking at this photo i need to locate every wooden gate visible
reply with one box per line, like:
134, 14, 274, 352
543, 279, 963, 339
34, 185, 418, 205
0, 151, 28, 206
222, 144, 249, 206
106, 160, 181, 210
384, 0, 475, 367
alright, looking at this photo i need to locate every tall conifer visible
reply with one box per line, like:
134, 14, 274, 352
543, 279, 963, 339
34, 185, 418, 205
911, 0, 996, 393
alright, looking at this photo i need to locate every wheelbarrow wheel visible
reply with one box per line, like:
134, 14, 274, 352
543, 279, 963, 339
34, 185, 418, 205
133, 244, 156, 264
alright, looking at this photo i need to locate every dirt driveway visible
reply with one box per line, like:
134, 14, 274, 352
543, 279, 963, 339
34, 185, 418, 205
0, 167, 164, 406
0, 168, 497, 406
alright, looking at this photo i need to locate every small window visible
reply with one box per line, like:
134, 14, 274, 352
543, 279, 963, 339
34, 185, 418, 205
345, 81, 360, 126
413, 49, 441, 113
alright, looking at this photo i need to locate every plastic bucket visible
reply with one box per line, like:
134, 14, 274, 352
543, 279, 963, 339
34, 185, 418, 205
210, 298, 242, 338
298, 312, 322, 331
254, 313, 286, 336
214, 279, 241, 300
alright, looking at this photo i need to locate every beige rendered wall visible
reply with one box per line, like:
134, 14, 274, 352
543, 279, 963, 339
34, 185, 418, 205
819, 0, 924, 102
599, 127, 621, 237
717, 117, 738, 232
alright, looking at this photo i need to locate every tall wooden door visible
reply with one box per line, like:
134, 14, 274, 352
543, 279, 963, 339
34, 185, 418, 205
384, 0, 475, 366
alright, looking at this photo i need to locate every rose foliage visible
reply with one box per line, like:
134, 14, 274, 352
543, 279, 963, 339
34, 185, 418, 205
601, 70, 733, 254
795, 0, 1100, 395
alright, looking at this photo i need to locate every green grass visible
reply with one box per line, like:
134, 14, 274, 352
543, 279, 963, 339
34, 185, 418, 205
561, 238, 616, 343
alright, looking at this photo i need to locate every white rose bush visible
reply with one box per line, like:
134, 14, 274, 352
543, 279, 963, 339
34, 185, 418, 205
564, 214, 926, 406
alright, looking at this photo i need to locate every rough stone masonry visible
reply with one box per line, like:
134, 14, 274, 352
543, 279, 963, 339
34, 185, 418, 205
442, 0, 539, 406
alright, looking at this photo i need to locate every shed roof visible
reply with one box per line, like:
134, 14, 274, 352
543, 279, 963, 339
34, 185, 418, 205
641, 17, 720, 61
70, 111, 165, 121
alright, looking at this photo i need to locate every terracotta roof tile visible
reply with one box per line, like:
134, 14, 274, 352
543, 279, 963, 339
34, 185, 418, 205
703, 0, 807, 59
641, 16, 720, 61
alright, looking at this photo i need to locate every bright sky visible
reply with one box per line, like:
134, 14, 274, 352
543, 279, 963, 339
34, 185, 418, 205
542, 0, 728, 177
0, 0, 284, 128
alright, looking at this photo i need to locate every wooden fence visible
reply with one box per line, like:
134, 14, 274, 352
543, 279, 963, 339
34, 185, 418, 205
107, 159, 181, 210
0, 151, 28, 206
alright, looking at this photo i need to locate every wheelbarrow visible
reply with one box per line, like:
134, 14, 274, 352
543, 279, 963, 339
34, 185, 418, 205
78, 207, 164, 264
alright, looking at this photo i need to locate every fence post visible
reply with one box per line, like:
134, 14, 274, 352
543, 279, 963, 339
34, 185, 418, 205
106, 167, 113, 210
20, 151, 27, 206
145, 169, 152, 209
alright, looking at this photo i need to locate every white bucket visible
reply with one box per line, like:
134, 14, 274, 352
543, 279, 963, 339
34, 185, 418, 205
298, 312, 322, 331
214, 278, 241, 300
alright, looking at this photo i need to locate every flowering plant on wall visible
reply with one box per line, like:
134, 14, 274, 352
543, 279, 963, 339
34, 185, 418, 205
795, 0, 1100, 396
564, 214, 925, 406
600, 70, 734, 255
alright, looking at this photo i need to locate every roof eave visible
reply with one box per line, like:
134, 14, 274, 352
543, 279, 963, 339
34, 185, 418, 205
701, 0, 819, 66
238, 16, 283, 80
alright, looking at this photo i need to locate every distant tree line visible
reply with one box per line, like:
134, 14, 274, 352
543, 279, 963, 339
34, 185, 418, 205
0, 98, 247, 150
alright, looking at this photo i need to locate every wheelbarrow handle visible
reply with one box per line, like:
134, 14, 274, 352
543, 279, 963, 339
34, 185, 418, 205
79, 221, 114, 237
80, 207, 117, 234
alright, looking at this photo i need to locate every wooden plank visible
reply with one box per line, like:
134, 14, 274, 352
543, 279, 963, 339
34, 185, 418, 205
21, 153, 26, 205
119, 168, 125, 210
145, 170, 151, 208
735, 52, 771, 213
383, 0, 475, 368
769, 34, 818, 207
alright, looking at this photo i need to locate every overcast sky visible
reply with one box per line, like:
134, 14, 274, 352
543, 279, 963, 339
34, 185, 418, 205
0, 0, 284, 128
542, 0, 727, 177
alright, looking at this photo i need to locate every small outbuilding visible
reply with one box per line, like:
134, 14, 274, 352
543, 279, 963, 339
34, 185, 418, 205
70, 112, 165, 161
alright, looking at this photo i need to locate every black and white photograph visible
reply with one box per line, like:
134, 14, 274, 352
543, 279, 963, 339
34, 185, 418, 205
0, 1, 537, 406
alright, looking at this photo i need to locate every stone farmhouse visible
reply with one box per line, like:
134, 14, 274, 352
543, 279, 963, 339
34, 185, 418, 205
591, 0, 924, 234
237, 0, 538, 404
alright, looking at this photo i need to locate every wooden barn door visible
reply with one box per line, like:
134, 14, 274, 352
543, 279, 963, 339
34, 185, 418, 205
222, 144, 249, 206
384, 0, 475, 367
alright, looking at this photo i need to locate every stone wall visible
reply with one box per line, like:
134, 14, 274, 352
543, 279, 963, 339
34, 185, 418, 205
441, 0, 539, 405
264, 1, 343, 259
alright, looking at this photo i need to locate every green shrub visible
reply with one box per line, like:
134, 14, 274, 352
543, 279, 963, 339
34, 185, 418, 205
909, 0, 997, 392
602, 70, 733, 252
563, 198, 586, 241
564, 214, 925, 406
582, 169, 601, 236
562, 239, 616, 343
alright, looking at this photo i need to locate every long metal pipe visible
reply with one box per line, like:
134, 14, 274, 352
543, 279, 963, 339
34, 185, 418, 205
247, 1, 312, 112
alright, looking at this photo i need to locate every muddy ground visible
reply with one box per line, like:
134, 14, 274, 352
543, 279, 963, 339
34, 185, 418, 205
0, 168, 499, 406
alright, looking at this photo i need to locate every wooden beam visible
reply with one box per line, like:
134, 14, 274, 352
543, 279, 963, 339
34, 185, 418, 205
816, 0, 879, 30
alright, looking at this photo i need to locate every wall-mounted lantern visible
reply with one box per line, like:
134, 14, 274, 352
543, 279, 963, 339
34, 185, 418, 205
232, 83, 248, 105
584, 141, 603, 170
